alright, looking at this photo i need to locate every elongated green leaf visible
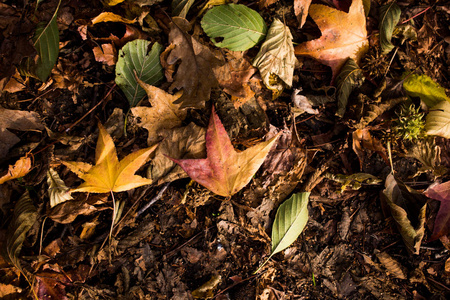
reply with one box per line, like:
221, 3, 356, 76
335, 58, 364, 117
426, 101, 450, 139
379, 1, 401, 54
115, 40, 164, 107
201, 4, 267, 51
33, 13, 59, 81
403, 73, 450, 108
172, 0, 195, 18
2, 191, 38, 271
271, 192, 309, 255
253, 19, 297, 92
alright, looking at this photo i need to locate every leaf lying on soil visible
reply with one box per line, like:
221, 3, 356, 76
131, 79, 186, 145
115, 40, 164, 107
352, 128, 389, 170
253, 19, 297, 93
424, 181, 450, 240
172, 0, 195, 18
62, 123, 157, 193
425, 101, 450, 139
0, 156, 31, 185
403, 73, 450, 108
382, 174, 427, 255
294, 0, 368, 81
294, 0, 312, 28
379, 1, 401, 54
47, 168, 73, 208
335, 58, 364, 117
170, 107, 280, 197
201, 4, 267, 51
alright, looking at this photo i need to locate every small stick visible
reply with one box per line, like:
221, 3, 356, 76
137, 183, 170, 217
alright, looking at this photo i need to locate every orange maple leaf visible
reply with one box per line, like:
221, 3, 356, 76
295, 0, 368, 81
170, 107, 280, 197
62, 123, 157, 193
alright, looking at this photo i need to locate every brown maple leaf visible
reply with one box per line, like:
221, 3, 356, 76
170, 107, 280, 197
164, 17, 222, 109
294, 0, 368, 81
63, 123, 156, 193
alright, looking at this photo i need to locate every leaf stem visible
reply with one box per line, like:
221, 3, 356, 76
253, 254, 273, 274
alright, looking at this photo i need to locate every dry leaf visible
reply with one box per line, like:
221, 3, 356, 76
47, 168, 73, 208
294, 0, 368, 81
0, 108, 44, 158
352, 128, 389, 170
165, 17, 222, 108
0, 156, 31, 184
92, 43, 117, 66
294, 0, 312, 28
47, 194, 108, 224
91, 12, 136, 24
170, 107, 280, 197
131, 79, 186, 145
424, 181, 450, 240
62, 123, 157, 193
376, 251, 407, 279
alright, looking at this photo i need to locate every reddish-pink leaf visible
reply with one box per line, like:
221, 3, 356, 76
170, 107, 280, 197
425, 181, 450, 240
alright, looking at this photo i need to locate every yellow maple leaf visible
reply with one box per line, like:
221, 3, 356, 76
63, 123, 157, 193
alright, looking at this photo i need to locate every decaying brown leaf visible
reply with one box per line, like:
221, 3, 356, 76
352, 128, 389, 170
164, 17, 222, 108
375, 251, 407, 279
92, 43, 117, 66
0, 156, 31, 185
131, 79, 186, 145
382, 174, 427, 255
47, 194, 108, 224
294, 0, 312, 28
0, 109, 44, 158
62, 123, 156, 193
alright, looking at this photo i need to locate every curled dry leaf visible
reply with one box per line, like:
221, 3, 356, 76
0, 156, 31, 185
352, 128, 389, 170
170, 107, 280, 197
294, 0, 368, 81
131, 79, 186, 145
62, 123, 156, 193
92, 43, 117, 66
47, 168, 73, 208
382, 174, 427, 255
91, 12, 136, 24
424, 181, 450, 240
47, 194, 108, 224
425, 101, 450, 139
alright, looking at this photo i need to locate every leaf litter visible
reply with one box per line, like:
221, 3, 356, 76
1, 0, 450, 299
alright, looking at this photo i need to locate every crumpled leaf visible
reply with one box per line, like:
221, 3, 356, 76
335, 58, 364, 117
131, 79, 186, 145
172, 0, 195, 18
2, 191, 37, 272
294, 0, 368, 81
379, 1, 401, 54
170, 107, 280, 197
424, 181, 450, 240
403, 73, 450, 108
0, 108, 44, 158
291, 89, 319, 116
91, 12, 136, 24
115, 40, 164, 107
0, 156, 31, 185
201, 4, 267, 51
47, 194, 108, 224
382, 174, 427, 255
407, 139, 447, 176
425, 101, 450, 139
165, 17, 222, 108
62, 123, 157, 193
147, 123, 206, 185
253, 19, 297, 93
324, 172, 382, 192
352, 128, 389, 170
47, 168, 73, 208
92, 43, 117, 66
191, 274, 222, 299
294, 0, 312, 28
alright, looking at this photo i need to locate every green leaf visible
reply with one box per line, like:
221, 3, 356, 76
425, 101, 450, 139
335, 58, 364, 118
201, 4, 267, 51
172, 0, 195, 18
2, 191, 38, 271
115, 40, 164, 107
271, 192, 309, 255
33, 13, 59, 81
379, 1, 401, 54
253, 19, 297, 92
403, 73, 450, 108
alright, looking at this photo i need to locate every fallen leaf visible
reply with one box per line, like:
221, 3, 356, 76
0, 108, 44, 158
0, 156, 31, 185
253, 19, 297, 93
62, 123, 157, 193
294, 0, 368, 81
379, 1, 401, 54
376, 251, 407, 279
294, 0, 312, 28
403, 73, 450, 108
92, 43, 117, 66
172, 0, 195, 18
424, 181, 450, 240
47, 194, 108, 224
335, 58, 364, 117
47, 168, 73, 208
91, 12, 136, 24
258, 0, 278, 9
191, 274, 221, 299
291, 89, 320, 115
352, 128, 389, 170
165, 17, 222, 108
383, 174, 427, 255
425, 101, 450, 139
170, 107, 280, 197
131, 79, 186, 145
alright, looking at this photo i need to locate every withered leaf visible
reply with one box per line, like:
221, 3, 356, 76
0, 156, 31, 185
424, 181, 450, 240
294, 0, 312, 28
165, 17, 222, 109
170, 107, 280, 197
62, 123, 156, 193
352, 128, 389, 170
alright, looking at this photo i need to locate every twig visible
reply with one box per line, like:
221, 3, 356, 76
136, 183, 170, 217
